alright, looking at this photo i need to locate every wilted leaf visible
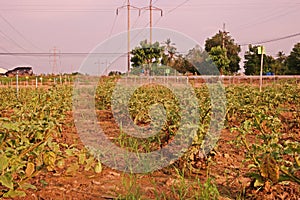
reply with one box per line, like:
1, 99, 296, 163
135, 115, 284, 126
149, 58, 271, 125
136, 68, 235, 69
66, 163, 79, 175
260, 154, 279, 183
25, 162, 35, 177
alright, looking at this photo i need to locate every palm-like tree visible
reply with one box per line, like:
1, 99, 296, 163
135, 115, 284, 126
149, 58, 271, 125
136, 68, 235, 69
162, 39, 177, 66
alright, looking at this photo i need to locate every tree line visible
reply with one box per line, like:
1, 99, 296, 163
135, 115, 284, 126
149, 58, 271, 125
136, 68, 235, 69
130, 30, 300, 75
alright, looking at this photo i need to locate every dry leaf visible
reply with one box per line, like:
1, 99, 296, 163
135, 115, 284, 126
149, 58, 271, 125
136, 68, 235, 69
260, 154, 279, 183
25, 162, 35, 177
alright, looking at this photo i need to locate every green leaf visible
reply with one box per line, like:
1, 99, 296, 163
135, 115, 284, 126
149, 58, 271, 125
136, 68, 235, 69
247, 164, 257, 169
94, 162, 102, 174
40, 179, 48, 186
3, 189, 26, 198
78, 153, 86, 165
57, 159, 65, 169
0, 155, 9, 171
0, 173, 14, 189
84, 157, 94, 171
43, 151, 56, 167
65, 148, 74, 156
254, 178, 264, 187
0, 117, 10, 121
295, 154, 300, 167
20, 183, 37, 190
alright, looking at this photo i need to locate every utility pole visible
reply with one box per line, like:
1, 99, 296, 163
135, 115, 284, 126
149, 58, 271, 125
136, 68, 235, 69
222, 23, 226, 49
221, 23, 229, 50
140, 0, 163, 44
49, 46, 61, 75
220, 23, 228, 76
116, 0, 140, 73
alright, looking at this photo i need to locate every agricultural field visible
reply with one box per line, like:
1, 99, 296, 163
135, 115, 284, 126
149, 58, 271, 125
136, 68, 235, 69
0, 76, 299, 199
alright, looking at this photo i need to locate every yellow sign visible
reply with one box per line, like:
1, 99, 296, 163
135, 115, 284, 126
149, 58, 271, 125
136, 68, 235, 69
258, 46, 265, 55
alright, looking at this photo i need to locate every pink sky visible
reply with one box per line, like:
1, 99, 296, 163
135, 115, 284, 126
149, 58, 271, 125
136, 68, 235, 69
0, 0, 299, 74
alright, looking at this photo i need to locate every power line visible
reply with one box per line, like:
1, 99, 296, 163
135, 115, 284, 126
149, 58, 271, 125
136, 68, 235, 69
0, 9, 114, 13
140, 0, 163, 43
108, 0, 127, 38
0, 51, 191, 57
0, 52, 128, 56
0, 13, 49, 66
116, 0, 140, 72
2, 31, 300, 57
108, 15, 118, 37
0, 14, 44, 51
0, 30, 28, 51
131, 15, 142, 29
152, 0, 159, 6
167, 0, 191, 14
233, 5, 299, 32
0, 40, 35, 64
239, 32, 300, 46
0, 21, 44, 65
149, 0, 190, 26
153, 14, 163, 26
130, 24, 150, 46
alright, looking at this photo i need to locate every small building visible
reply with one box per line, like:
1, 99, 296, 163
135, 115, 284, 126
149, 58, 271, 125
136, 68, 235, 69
5, 66, 33, 77
0, 67, 8, 76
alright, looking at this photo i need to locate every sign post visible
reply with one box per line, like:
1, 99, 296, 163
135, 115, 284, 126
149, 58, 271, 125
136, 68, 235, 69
165, 68, 170, 76
258, 46, 265, 92
16, 72, 19, 99
165, 68, 170, 83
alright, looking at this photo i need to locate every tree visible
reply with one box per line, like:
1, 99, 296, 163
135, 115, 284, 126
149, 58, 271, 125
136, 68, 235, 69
185, 44, 205, 64
286, 43, 300, 75
208, 46, 230, 75
271, 51, 287, 75
162, 38, 177, 58
161, 40, 201, 75
244, 45, 260, 75
177, 45, 224, 75
130, 40, 164, 73
276, 51, 287, 64
244, 45, 276, 75
161, 38, 177, 67
205, 30, 241, 74
108, 71, 122, 76
172, 54, 199, 75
